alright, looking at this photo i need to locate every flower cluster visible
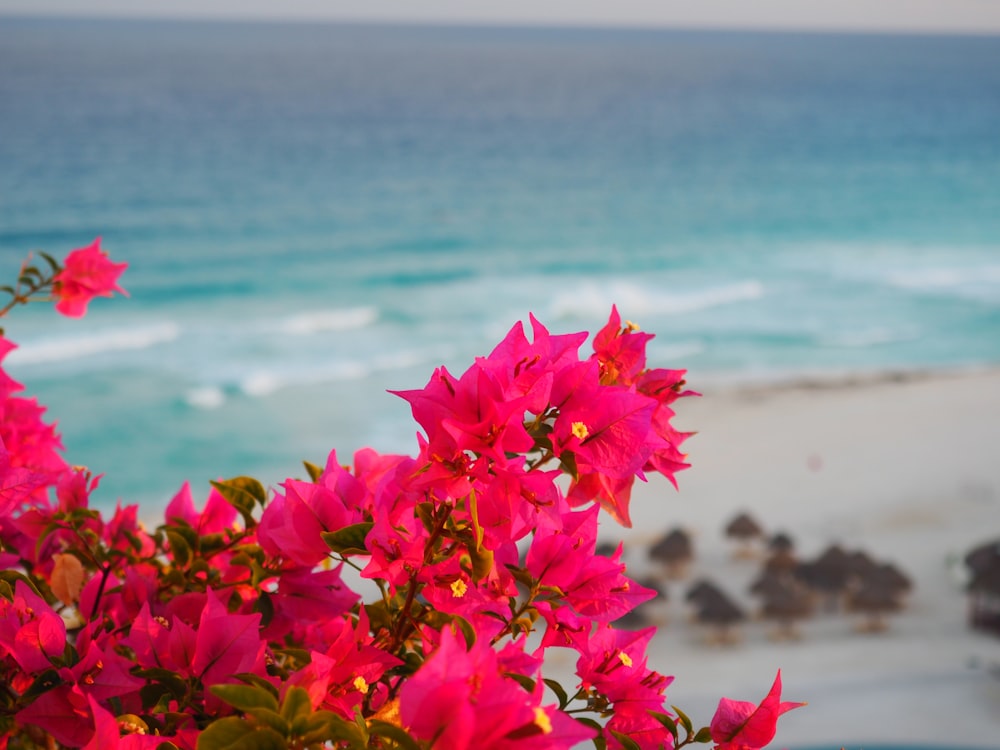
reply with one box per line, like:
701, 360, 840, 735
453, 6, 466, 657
0, 240, 801, 749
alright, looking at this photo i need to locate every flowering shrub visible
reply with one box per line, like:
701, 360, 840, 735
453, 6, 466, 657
0, 240, 802, 749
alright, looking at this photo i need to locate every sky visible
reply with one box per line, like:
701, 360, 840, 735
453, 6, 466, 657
2, 0, 1000, 35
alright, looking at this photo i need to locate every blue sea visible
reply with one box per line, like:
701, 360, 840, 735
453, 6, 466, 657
2, 17, 1000, 510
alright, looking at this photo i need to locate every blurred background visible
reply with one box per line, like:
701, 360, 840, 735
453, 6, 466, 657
1, 2, 999, 510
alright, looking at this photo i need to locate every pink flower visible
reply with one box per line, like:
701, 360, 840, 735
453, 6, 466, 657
288, 609, 400, 718
83, 694, 173, 749
592, 304, 654, 387
0, 336, 24, 397
52, 237, 128, 318
191, 589, 266, 688
0, 580, 66, 672
164, 481, 236, 535
710, 670, 805, 750
400, 627, 593, 749
526, 505, 655, 621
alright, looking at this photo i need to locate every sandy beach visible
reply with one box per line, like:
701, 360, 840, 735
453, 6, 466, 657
572, 367, 1000, 748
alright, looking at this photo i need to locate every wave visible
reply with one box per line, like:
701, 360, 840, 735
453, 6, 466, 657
549, 279, 765, 319
8, 322, 181, 365
237, 351, 430, 399
279, 307, 378, 335
886, 265, 1000, 299
184, 386, 226, 410
817, 327, 922, 349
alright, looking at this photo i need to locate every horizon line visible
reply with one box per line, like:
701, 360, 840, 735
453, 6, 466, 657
3, 10, 1000, 39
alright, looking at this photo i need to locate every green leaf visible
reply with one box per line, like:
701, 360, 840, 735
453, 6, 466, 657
367, 720, 423, 750
363, 599, 392, 631
232, 673, 280, 699
321, 522, 373, 555
504, 564, 537, 588
672, 706, 694, 735
196, 717, 286, 750
211, 477, 267, 525
414, 501, 435, 532
543, 678, 571, 710
610, 731, 642, 750
559, 450, 579, 480
21, 669, 63, 699
196, 717, 252, 749
693, 726, 714, 744
256, 591, 275, 628
39, 251, 62, 274
135, 667, 188, 701
468, 541, 494, 582
200, 532, 227, 554
0, 570, 45, 600
505, 672, 536, 694
323, 716, 368, 747
280, 686, 312, 723
210, 684, 279, 713
164, 529, 192, 567
302, 460, 323, 482
298, 710, 352, 745
142, 684, 176, 714
245, 708, 289, 736
453, 614, 477, 650
650, 711, 678, 740
575, 717, 606, 749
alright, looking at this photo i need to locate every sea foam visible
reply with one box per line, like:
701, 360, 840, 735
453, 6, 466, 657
8, 322, 181, 365
550, 279, 765, 319
279, 307, 378, 335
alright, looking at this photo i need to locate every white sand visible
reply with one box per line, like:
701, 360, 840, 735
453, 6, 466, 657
583, 368, 1000, 748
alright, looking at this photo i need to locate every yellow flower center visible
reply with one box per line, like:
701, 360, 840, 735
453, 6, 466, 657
625, 319, 640, 332
450, 579, 468, 598
533, 707, 553, 735
571, 421, 589, 440
618, 651, 633, 668
353, 676, 369, 693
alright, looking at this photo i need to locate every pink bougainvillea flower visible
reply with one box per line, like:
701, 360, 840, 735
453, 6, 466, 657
264, 565, 359, 641
710, 670, 805, 750
16, 683, 93, 748
83, 694, 171, 749
258, 459, 366, 567
566, 469, 638, 529
554, 386, 660, 480
164, 481, 236, 535
0, 393, 67, 476
591, 304, 654, 387
0, 580, 67, 673
526, 505, 655, 621
289, 609, 400, 718
0, 436, 49, 518
191, 588, 266, 688
482, 313, 586, 409
400, 627, 590, 750
51, 237, 128, 318
0, 336, 24, 397
575, 624, 671, 709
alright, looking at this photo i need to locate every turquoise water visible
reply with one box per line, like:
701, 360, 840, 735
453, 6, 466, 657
2, 18, 1000, 508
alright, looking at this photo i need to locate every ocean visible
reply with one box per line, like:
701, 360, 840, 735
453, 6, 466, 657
2, 17, 999, 511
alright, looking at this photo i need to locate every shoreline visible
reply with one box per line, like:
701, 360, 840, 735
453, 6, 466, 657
687, 360, 1000, 398
591, 365, 1000, 746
